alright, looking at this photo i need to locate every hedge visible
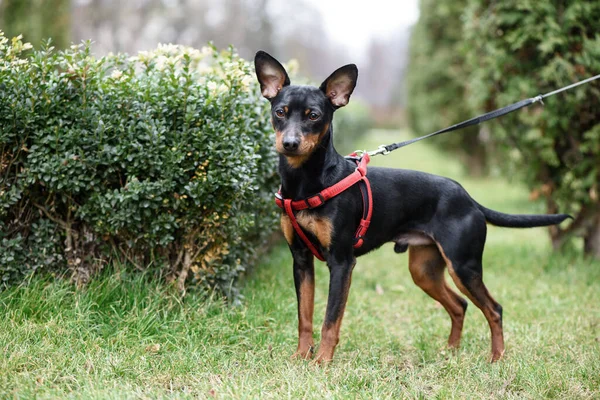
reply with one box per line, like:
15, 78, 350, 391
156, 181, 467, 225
463, 1, 600, 257
407, 1, 600, 257
0, 33, 279, 297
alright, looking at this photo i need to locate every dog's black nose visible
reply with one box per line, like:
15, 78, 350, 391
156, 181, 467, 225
283, 138, 299, 151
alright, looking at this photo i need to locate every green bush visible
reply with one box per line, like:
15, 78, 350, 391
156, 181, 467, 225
0, 33, 278, 296
462, 1, 600, 256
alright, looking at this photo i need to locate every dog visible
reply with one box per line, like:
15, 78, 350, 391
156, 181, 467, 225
254, 50, 570, 363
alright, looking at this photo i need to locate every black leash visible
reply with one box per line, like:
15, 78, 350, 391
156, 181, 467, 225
357, 73, 600, 157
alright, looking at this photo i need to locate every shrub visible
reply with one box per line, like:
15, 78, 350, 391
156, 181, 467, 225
407, 1, 600, 257
462, 1, 600, 256
0, 33, 279, 296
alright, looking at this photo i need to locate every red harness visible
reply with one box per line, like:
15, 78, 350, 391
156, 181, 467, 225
275, 154, 373, 261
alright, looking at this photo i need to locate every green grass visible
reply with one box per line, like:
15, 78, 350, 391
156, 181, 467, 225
1, 130, 599, 399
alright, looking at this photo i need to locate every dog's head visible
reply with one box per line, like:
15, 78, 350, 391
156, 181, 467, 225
254, 51, 358, 168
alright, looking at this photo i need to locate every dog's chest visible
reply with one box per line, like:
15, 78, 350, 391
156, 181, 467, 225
280, 212, 333, 249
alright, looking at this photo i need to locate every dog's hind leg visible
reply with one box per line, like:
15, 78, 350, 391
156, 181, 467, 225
435, 219, 504, 362
408, 245, 468, 349
446, 259, 504, 362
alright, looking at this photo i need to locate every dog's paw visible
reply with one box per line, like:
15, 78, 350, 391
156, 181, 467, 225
310, 349, 334, 366
291, 345, 314, 360
309, 356, 332, 367
490, 349, 505, 363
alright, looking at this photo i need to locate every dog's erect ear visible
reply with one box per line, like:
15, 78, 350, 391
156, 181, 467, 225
254, 51, 290, 100
319, 64, 358, 108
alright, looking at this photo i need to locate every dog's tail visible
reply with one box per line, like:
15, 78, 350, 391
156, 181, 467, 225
476, 203, 572, 228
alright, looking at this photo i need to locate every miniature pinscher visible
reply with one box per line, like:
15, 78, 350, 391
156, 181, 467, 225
254, 50, 570, 363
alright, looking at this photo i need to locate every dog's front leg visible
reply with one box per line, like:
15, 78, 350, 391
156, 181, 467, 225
290, 246, 315, 360
314, 252, 356, 364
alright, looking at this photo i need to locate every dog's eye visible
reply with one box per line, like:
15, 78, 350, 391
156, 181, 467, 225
308, 112, 320, 121
275, 109, 285, 118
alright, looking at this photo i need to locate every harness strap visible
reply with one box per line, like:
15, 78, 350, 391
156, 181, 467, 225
353, 178, 373, 249
275, 155, 370, 210
283, 199, 326, 261
276, 154, 373, 261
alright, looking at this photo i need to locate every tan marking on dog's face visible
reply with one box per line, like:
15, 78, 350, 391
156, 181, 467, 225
318, 122, 330, 141
285, 155, 309, 169
296, 211, 332, 249
285, 134, 319, 168
280, 214, 294, 245
275, 130, 285, 154
275, 123, 330, 169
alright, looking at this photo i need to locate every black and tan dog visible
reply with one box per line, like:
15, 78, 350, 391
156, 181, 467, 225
254, 51, 570, 363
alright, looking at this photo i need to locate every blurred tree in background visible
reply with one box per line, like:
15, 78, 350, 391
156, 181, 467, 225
0, 0, 71, 49
1, 0, 379, 158
406, 0, 488, 176
464, 0, 600, 257
333, 100, 374, 155
70, 0, 383, 102
409, 0, 600, 257
1, 0, 407, 118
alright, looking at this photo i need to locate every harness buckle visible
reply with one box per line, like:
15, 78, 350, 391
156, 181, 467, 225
353, 235, 364, 249
305, 193, 326, 209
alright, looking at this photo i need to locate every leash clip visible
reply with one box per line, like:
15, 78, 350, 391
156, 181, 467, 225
368, 145, 390, 156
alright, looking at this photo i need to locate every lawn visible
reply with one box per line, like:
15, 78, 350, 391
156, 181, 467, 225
1, 130, 599, 399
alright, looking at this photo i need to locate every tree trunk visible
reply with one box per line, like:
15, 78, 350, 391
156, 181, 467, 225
583, 214, 600, 259
548, 201, 600, 260
463, 149, 487, 177
177, 250, 192, 294
461, 127, 488, 177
